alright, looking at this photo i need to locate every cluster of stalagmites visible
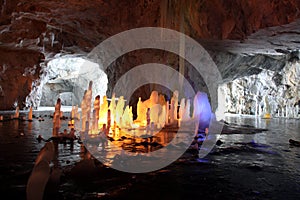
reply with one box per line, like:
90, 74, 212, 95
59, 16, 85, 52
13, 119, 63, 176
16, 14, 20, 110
52, 81, 213, 143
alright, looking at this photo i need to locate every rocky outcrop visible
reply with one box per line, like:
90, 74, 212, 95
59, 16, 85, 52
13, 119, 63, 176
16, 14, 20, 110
220, 60, 300, 117
0, 46, 44, 110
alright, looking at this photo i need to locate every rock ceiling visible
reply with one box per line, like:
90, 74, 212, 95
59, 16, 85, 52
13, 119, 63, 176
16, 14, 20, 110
0, 0, 300, 109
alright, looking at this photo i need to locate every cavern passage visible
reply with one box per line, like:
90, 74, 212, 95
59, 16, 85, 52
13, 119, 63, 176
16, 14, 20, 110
1, 0, 300, 200
0, 0, 300, 112
30, 55, 108, 107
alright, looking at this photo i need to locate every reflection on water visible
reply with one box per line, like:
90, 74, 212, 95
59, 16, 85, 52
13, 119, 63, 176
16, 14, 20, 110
0, 111, 300, 198
0, 110, 194, 171
80, 123, 196, 173
0, 111, 81, 169
216, 114, 300, 183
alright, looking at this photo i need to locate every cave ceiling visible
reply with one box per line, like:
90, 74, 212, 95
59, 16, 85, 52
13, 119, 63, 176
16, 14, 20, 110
0, 0, 300, 109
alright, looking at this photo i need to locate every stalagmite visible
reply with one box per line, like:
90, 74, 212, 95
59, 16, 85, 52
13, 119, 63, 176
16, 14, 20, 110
52, 98, 61, 136
150, 104, 161, 126
263, 95, 271, 119
81, 90, 87, 132
122, 105, 133, 128
107, 109, 111, 130
85, 81, 93, 120
94, 95, 100, 121
74, 81, 218, 137
28, 106, 33, 121
143, 91, 159, 109
182, 99, 191, 121
92, 109, 98, 133
169, 98, 175, 124
71, 106, 75, 119
193, 92, 212, 132
136, 97, 146, 123
99, 95, 108, 125
179, 98, 185, 120
109, 93, 116, 126
75, 105, 79, 120
165, 101, 169, 125
115, 96, 125, 126
146, 108, 150, 127
172, 90, 179, 120
158, 104, 166, 128
14, 106, 19, 119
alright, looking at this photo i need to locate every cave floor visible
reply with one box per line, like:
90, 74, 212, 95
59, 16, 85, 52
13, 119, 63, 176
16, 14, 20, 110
0, 111, 299, 200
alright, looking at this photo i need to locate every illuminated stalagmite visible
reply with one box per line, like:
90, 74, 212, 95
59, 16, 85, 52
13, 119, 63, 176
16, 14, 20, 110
193, 92, 212, 132
52, 98, 61, 136
77, 80, 215, 136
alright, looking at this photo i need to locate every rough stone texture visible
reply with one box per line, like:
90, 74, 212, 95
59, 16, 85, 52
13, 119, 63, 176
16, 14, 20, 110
103, 49, 211, 115
160, 0, 300, 40
0, 46, 44, 110
1, 0, 300, 109
25, 56, 108, 108
220, 61, 300, 117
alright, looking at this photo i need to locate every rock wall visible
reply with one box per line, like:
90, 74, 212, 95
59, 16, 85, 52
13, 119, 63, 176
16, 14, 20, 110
0, 46, 44, 110
219, 60, 300, 117
25, 55, 108, 108
105, 49, 210, 115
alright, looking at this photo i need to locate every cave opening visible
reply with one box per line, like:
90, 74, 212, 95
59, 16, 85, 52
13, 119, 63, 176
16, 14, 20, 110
26, 55, 108, 109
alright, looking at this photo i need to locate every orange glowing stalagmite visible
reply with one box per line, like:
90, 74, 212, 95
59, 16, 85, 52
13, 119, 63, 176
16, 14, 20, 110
76, 80, 214, 138
28, 106, 33, 121
99, 95, 108, 125
94, 95, 100, 121
91, 109, 98, 134
135, 97, 147, 126
52, 98, 61, 136
165, 101, 169, 125
121, 105, 133, 128
107, 109, 111, 133
109, 93, 116, 126
146, 108, 150, 127
115, 96, 125, 127
169, 98, 175, 124
14, 106, 19, 119
134, 92, 168, 128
